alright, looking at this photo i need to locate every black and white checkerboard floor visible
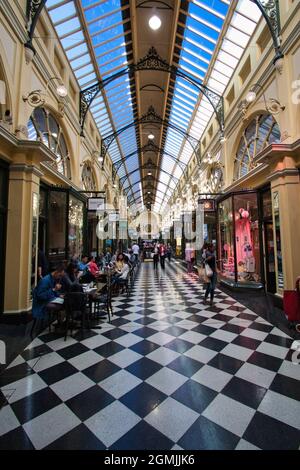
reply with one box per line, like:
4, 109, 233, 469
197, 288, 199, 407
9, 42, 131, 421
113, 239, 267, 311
0, 261, 300, 450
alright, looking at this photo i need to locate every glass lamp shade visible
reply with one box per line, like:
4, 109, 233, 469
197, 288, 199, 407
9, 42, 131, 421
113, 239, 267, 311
246, 90, 256, 103
149, 15, 161, 30
56, 84, 68, 98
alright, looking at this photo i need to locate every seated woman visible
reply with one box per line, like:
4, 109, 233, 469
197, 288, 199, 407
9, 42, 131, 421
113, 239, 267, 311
112, 258, 130, 290
114, 253, 125, 272
87, 256, 100, 279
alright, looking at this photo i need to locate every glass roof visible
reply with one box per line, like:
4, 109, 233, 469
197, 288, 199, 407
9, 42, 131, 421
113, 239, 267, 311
47, 0, 141, 206
46, 0, 262, 214
154, 0, 261, 213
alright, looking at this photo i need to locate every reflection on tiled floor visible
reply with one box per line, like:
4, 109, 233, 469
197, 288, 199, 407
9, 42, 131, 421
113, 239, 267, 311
0, 261, 300, 450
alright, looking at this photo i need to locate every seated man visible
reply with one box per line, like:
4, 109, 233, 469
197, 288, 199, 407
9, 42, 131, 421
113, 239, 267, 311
32, 264, 65, 320
78, 254, 88, 275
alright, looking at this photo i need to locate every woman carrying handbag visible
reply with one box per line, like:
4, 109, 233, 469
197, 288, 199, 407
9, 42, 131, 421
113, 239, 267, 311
203, 243, 217, 307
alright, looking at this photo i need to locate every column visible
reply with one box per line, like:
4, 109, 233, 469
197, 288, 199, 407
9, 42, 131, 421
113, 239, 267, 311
269, 156, 300, 292
3, 158, 42, 315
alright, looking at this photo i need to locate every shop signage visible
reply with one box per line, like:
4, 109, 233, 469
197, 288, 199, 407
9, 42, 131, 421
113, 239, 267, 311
198, 199, 215, 212
119, 220, 127, 229
109, 213, 119, 222
88, 198, 105, 211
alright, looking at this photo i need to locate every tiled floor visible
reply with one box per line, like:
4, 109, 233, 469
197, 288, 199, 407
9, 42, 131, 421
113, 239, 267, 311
0, 261, 300, 450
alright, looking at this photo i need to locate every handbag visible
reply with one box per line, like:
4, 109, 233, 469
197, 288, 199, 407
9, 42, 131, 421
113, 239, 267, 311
205, 263, 213, 278
283, 279, 300, 322
197, 266, 209, 283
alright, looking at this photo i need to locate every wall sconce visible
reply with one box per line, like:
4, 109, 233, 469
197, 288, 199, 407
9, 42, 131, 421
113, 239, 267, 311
244, 82, 285, 115
23, 76, 68, 113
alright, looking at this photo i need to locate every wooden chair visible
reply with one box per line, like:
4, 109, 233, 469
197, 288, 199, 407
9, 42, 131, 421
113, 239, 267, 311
64, 292, 89, 341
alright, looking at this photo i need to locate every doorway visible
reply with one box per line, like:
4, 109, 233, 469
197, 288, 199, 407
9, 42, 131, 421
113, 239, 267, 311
264, 221, 276, 294
261, 188, 276, 294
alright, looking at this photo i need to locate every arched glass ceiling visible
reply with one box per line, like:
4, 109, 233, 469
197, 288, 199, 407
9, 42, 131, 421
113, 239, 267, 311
154, 0, 262, 213
47, 0, 141, 206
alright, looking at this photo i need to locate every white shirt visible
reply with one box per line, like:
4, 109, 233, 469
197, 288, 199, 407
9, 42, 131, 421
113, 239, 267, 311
132, 244, 139, 255
119, 264, 130, 279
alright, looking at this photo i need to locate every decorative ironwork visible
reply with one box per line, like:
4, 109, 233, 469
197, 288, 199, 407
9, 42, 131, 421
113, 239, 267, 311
79, 47, 225, 137
119, 164, 180, 186
125, 177, 176, 198
100, 105, 199, 167
25, 0, 47, 48
113, 141, 187, 175
251, 0, 283, 64
135, 46, 173, 74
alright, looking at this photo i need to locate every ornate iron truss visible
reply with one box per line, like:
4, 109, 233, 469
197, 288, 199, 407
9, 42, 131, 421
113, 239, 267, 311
112, 141, 187, 181
120, 165, 180, 188
251, 0, 283, 65
126, 177, 176, 205
80, 47, 225, 140
100, 104, 199, 168
25, 0, 47, 53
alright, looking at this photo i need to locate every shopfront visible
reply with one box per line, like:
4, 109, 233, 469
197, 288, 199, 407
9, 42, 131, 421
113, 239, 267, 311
37, 185, 87, 271
217, 186, 282, 292
0, 160, 8, 314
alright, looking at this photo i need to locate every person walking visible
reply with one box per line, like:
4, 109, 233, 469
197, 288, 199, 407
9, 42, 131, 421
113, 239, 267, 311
153, 243, 159, 270
159, 243, 166, 269
185, 243, 193, 273
131, 242, 140, 264
166, 243, 172, 262
203, 243, 217, 306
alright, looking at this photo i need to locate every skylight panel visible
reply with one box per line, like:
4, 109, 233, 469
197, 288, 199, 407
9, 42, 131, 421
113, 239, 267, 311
236, 0, 261, 22
213, 60, 234, 78
226, 26, 250, 48
222, 38, 244, 59
48, 2, 76, 23
55, 17, 81, 38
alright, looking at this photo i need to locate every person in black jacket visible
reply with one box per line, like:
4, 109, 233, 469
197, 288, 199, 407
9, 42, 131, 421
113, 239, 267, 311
61, 262, 82, 292
203, 243, 217, 306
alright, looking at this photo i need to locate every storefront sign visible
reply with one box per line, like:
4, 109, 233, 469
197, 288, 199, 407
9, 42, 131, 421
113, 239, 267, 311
109, 213, 119, 222
88, 198, 105, 211
198, 199, 215, 211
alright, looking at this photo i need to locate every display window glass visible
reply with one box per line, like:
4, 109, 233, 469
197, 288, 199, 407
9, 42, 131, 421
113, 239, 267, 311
69, 196, 84, 259
218, 192, 261, 285
48, 191, 67, 263
233, 193, 261, 283
218, 196, 235, 282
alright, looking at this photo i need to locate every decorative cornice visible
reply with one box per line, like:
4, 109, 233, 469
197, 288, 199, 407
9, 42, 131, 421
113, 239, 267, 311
224, 163, 269, 193
9, 163, 44, 177
267, 168, 300, 182
41, 161, 86, 196
254, 139, 300, 165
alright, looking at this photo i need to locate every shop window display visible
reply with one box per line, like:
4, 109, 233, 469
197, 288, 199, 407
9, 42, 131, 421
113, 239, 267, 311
234, 193, 261, 283
69, 196, 84, 259
218, 192, 261, 286
218, 197, 235, 282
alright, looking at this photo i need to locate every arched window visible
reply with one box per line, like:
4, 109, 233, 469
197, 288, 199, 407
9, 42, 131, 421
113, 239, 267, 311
82, 162, 96, 191
234, 114, 280, 180
27, 108, 71, 178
